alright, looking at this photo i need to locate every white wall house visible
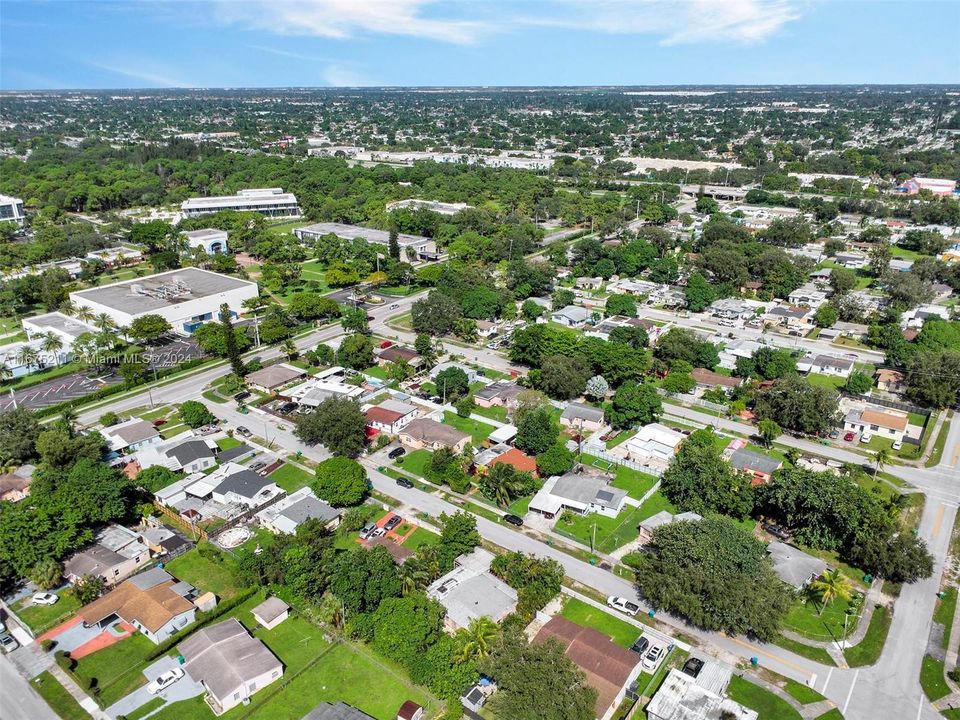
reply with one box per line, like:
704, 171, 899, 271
0, 194, 26, 226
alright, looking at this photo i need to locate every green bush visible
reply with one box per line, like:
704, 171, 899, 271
40, 639, 55, 652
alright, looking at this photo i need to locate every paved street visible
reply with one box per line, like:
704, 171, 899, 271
0, 653, 58, 720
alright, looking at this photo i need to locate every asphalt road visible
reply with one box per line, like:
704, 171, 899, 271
0, 654, 58, 720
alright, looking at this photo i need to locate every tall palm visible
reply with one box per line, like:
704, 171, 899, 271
74, 305, 96, 324
94, 313, 116, 333
281, 339, 297, 360
59, 300, 77, 317
454, 617, 498, 664
398, 561, 430, 596
60, 408, 77, 432
809, 569, 852, 615
0, 362, 11, 383
40, 332, 64, 367
16, 345, 39, 370
873, 447, 891, 478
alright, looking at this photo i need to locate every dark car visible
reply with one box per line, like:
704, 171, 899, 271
682, 658, 704, 678
233, 391, 251, 402
278, 402, 298, 414
763, 522, 791, 541
503, 514, 524, 527
236, 426, 252, 438
396, 477, 414, 489
388, 447, 407, 460
630, 636, 650, 656
384, 515, 402, 532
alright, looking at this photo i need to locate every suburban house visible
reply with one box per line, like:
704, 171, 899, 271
638, 510, 703, 546
768, 542, 828, 590
534, 616, 642, 720
765, 304, 814, 330
210, 467, 282, 508
474, 381, 524, 410
787, 283, 829, 308
138, 523, 191, 557
585, 315, 658, 343
718, 339, 762, 371
551, 305, 592, 327
251, 597, 289, 630
488, 447, 538, 475
727, 448, 782, 485
625, 424, 685, 470
79, 567, 199, 644
426, 548, 518, 630
529, 473, 627, 519
64, 524, 151, 585
0, 464, 33, 502
560, 403, 605, 433
834, 251, 869, 270
256, 486, 341, 534
646, 668, 758, 720
399, 418, 470, 454
843, 408, 910, 444
282, 367, 365, 407
376, 345, 423, 369
799, 354, 854, 378
245, 363, 306, 394
875, 369, 907, 394
690, 368, 741, 393
709, 298, 757, 321
901, 304, 951, 330
179, 618, 283, 715
429, 361, 478, 384
365, 399, 418, 434
576, 276, 603, 291
136, 437, 218, 475
102, 418, 162, 456
304, 703, 375, 720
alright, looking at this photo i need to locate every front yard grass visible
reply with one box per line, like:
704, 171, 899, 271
783, 593, 861, 643
32, 671, 88, 719
404, 526, 439, 550
216, 436, 242, 451
555, 505, 647, 553
165, 544, 242, 599
268, 463, 314, 493
15, 592, 81, 634
73, 632, 156, 707
726, 675, 803, 720
920, 654, 951, 702
773, 634, 836, 666
443, 411, 495, 443
634, 491, 677, 522
843, 606, 891, 667
559, 597, 639, 648
472, 404, 509, 422
783, 679, 825, 705
933, 587, 957, 649
395, 448, 432, 479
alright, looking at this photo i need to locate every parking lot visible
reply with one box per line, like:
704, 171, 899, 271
146, 335, 203, 370
0, 372, 121, 411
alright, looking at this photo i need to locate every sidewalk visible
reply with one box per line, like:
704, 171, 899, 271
778, 578, 884, 655
48, 663, 108, 720
735, 669, 836, 720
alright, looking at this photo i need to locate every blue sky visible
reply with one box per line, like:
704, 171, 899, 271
2, 0, 958, 89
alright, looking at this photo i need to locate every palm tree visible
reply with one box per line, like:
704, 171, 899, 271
0, 362, 11, 383
60, 407, 77, 432
281, 339, 298, 360
40, 332, 64, 367
873, 447, 891, 478
454, 617, 498, 664
94, 313, 116, 333
59, 300, 77, 316
398, 561, 430, 596
16, 345, 39, 371
809, 569, 852, 615
74, 305, 96, 324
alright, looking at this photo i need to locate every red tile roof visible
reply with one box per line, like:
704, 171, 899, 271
366, 407, 404, 425
489, 448, 537, 474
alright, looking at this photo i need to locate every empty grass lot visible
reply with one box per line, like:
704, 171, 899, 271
165, 544, 241, 599
556, 505, 647, 553
784, 594, 861, 642
269, 463, 314, 493
560, 597, 639, 648
843, 606, 891, 667
442, 411, 495, 443
726, 676, 803, 720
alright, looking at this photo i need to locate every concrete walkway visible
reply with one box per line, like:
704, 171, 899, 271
48, 663, 109, 720
734, 669, 834, 720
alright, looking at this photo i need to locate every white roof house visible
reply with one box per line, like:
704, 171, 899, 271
529, 473, 627, 519
625, 423, 685, 465
551, 305, 592, 327
646, 669, 758, 720
426, 548, 517, 630
256, 487, 341, 534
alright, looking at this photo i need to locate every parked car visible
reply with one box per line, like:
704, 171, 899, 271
642, 645, 664, 670
630, 636, 650, 656
606, 596, 640, 617
682, 658, 704, 678
892, 439, 903, 451
396, 478, 414, 489
249, 461, 267, 473
388, 447, 406, 460
278, 402, 298, 414
390, 303, 400, 309
860, 432, 873, 443
843, 431, 855, 442
198, 424, 219, 436
503, 514, 524, 527
0, 632, 19, 653
370, 527, 386, 539
233, 391, 251, 402
152, 418, 168, 427
236, 426, 252, 438
32, 593, 58, 606
147, 668, 185, 695
829, 429, 840, 439
384, 515, 402, 532
359, 523, 377, 540
763, 522, 791, 541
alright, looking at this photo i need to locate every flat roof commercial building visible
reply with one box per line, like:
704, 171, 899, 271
69, 267, 258, 334
181, 188, 300, 218
0, 194, 26, 226
182, 229, 229, 254
293, 222, 434, 255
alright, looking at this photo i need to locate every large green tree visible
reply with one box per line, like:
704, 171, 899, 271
312, 456, 368, 506
294, 397, 366, 457
606, 381, 661, 430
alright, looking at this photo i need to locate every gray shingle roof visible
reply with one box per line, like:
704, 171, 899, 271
216, 469, 273, 499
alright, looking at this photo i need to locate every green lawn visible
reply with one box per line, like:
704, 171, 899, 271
127, 696, 166, 720
507, 494, 533, 517
473, 404, 510, 422
784, 594, 861, 642
364, 365, 389, 380
605, 431, 632, 449
165, 544, 242, 599
269, 463, 314, 493
934, 587, 957, 650
843, 606, 891, 667
773, 635, 836, 666
404, 526, 440, 550
32, 671, 88, 719
216, 437, 242, 451
807, 373, 847, 391
442, 411, 495, 444
920, 655, 951, 702
726, 676, 803, 720
783, 679, 825, 705
73, 632, 156, 707
15, 592, 82, 634
925, 414, 953, 467
560, 597, 640, 648
556, 504, 647, 553
814, 710, 845, 720
395, 448, 432, 479
610, 466, 658, 501
634, 491, 677, 521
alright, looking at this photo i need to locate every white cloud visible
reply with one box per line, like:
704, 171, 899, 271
518, 0, 802, 45
249, 45, 335, 63
85, 60, 188, 88
323, 64, 374, 86
218, 0, 488, 45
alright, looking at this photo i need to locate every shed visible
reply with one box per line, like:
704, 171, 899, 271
252, 596, 290, 630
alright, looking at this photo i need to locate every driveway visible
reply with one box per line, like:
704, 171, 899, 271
105, 655, 204, 720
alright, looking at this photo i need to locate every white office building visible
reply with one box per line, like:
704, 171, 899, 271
294, 222, 434, 256
182, 228, 229, 254
69, 268, 259, 334
0, 194, 26, 226
21, 311, 98, 354
181, 188, 300, 218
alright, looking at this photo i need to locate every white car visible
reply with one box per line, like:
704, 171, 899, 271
642, 645, 664, 670
892, 439, 903, 451
860, 432, 873, 443
147, 667, 185, 695
32, 593, 59, 606
606, 596, 641, 617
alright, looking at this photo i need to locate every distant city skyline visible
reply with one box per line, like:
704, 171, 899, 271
2, 0, 959, 90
